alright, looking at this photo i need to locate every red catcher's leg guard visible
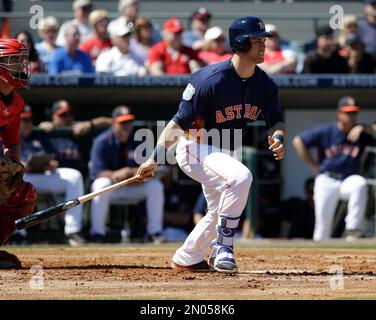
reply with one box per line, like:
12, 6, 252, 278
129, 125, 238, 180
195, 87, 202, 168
0, 214, 16, 245
6, 181, 37, 219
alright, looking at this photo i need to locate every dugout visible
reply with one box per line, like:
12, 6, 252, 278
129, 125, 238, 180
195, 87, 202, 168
18, 74, 376, 239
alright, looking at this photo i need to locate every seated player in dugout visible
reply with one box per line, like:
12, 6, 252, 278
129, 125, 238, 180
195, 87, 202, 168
39, 99, 113, 136
38, 100, 112, 177
292, 96, 373, 241
89, 106, 165, 244
0, 39, 37, 267
138, 16, 286, 273
19, 106, 86, 247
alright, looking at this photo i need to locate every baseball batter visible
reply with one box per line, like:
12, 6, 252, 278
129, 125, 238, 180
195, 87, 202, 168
138, 16, 286, 273
0, 39, 37, 267
292, 97, 372, 241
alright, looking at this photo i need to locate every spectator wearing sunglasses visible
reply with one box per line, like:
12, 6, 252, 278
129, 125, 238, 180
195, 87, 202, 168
36, 16, 61, 72
80, 10, 112, 64
56, 0, 94, 47
259, 24, 297, 74
198, 26, 232, 65
49, 23, 94, 75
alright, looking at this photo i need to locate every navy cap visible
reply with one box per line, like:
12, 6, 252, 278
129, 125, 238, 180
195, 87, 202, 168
52, 100, 72, 116
112, 105, 136, 123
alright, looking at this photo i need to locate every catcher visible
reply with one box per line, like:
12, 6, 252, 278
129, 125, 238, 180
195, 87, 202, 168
0, 39, 37, 268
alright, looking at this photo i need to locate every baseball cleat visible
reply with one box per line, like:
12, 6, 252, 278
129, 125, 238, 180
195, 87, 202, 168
171, 260, 214, 272
213, 246, 238, 273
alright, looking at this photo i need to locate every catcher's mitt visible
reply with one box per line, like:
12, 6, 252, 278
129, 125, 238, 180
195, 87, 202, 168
0, 157, 25, 195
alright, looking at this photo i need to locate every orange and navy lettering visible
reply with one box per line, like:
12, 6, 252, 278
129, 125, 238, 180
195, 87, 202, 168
244, 104, 262, 120
224, 106, 235, 121
233, 105, 242, 119
216, 105, 261, 124
216, 110, 226, 123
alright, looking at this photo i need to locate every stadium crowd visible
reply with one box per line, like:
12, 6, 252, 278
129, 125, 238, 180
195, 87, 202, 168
1, 0, 376, 76
1, 0, 376, 246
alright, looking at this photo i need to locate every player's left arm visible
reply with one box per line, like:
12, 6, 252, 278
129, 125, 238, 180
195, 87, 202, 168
267, 122, 286, 161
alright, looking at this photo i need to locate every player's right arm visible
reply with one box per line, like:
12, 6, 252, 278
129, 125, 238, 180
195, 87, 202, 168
138, 74, 208, 178
292, 135, 319, 174
137, 120, 183, 177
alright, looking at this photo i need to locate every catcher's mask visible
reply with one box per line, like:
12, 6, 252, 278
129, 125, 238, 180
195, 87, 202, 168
0, 39, 30, 89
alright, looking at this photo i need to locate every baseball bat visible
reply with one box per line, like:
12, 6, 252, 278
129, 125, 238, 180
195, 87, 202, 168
15, 172, 153, 230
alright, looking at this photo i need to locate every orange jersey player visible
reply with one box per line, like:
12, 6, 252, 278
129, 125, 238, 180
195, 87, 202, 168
0, 39, 37, 268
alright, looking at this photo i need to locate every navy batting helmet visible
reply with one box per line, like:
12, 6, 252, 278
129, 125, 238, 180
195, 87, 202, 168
229, 16, 273, 53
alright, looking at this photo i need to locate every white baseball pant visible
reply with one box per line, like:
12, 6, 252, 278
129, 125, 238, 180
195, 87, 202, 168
172, 137, 252, 266
24, 168, 84, 235
313, 173, 368, 241
90, 177, 164, 236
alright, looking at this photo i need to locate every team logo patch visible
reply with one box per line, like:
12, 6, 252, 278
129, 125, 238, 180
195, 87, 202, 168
182, 83, 196, 101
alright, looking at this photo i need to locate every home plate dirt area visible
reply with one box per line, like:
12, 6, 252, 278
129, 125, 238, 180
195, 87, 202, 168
1, 241, 376, 299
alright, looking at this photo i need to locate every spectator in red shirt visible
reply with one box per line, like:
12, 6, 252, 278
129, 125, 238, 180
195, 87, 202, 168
198, 26, 232, 64
147, 18, 203, 75
259, 24, 297, 74
79, 9, 112, 64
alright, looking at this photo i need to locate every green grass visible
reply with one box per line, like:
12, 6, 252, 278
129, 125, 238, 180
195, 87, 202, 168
3, 238, 376, 250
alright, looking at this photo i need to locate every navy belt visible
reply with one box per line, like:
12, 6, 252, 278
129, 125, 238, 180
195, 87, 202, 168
323, 171, 343, 180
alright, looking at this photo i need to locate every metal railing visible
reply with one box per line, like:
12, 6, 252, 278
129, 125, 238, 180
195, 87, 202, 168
362, 146, 376, 236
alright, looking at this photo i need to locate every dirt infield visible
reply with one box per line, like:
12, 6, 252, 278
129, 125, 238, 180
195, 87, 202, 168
1, 242, 376, 300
